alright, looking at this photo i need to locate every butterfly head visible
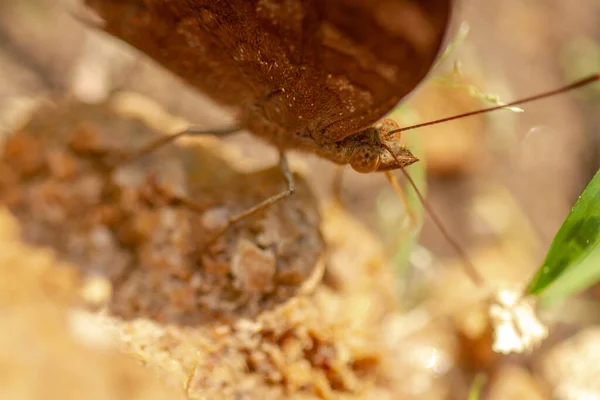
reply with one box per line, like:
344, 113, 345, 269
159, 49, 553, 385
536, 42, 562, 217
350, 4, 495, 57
317, 118, 418, 173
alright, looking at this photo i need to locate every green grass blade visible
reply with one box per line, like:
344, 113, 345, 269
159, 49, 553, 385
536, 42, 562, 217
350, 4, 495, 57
526, 169, 600, 299
467, 374, 487, 400
537, 245, 600, 305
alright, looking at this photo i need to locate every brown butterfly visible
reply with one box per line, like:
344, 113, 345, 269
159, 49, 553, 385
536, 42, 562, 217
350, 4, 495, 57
79, 0, 454, 247
83, 0, 452, 170
81, 0, 598, 261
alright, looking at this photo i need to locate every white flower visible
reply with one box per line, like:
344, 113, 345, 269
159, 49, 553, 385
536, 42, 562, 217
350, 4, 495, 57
489, 287, 548, 354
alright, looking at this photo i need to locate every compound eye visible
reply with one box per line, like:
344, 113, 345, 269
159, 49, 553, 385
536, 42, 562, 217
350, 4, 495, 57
349, 146, 381, 173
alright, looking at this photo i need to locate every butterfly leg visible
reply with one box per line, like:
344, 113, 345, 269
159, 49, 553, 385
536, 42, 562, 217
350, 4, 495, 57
114, 127, 295, 248
106, 126, 244, 217
201, 150, 295, 248
331, 165, 345, 206
115, 126, 241, 166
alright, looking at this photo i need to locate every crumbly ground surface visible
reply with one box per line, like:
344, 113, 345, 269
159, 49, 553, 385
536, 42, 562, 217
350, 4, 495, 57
1, 100, 455, 399
0, 100, 324, 325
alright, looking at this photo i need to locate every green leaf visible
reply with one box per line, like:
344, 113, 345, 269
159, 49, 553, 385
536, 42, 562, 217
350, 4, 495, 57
526, 169, 600, 301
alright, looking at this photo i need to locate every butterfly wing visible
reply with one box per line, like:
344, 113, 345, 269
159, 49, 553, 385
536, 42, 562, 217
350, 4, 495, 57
85, 0, 452, 143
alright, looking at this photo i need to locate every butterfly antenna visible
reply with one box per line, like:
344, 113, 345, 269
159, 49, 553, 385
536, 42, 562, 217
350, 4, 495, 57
382, 144, 485, 287
389, 74, 600, 135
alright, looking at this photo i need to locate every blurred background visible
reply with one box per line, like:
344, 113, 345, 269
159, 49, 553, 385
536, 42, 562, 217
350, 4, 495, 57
1, 0, 599, 398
